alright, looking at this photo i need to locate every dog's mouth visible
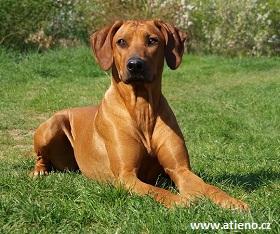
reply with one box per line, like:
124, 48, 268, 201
123, 74, 154, 84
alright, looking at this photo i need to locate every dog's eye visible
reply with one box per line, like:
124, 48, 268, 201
147, 38, 158, 46
117, 39, 127, 48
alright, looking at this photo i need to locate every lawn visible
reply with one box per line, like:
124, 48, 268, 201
0, 46, 279, 233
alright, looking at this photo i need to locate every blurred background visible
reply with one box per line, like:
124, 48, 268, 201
1, 0, 279, 57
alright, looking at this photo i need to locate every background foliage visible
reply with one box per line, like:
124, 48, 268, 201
0, 0, 280, 56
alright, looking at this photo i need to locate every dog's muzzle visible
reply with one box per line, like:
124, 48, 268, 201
124, 57, 152, 84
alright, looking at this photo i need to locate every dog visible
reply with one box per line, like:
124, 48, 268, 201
30, 20, 248, 210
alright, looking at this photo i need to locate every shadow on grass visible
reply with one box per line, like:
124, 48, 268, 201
205, 170, 280, 192
156, 170, 279, 193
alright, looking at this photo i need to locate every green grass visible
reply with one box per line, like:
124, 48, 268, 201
0, 46, 279, 233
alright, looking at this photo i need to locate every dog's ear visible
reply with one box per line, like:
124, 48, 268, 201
90, 21, 123, 71
154, 20, 186, 70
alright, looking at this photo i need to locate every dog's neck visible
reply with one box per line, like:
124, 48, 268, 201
113, 79, 163, 152
109, 68, 164, 138
111, 73, 163, 117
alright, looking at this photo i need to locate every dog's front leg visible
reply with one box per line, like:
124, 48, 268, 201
157, 143, 249, 210
103, 140, 183, 207
153, 119, 249, 210
117, 170, 184, 207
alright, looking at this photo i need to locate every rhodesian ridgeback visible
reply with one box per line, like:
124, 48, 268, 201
30, 20, 248, 210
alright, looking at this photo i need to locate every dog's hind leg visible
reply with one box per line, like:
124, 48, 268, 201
30, 111, 78, 178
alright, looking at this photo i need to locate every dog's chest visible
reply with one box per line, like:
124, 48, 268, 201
132, 98, 157, 154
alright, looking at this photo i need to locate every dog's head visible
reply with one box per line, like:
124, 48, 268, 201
90, 20, 186, 84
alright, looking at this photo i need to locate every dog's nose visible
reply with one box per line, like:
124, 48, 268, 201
127, 58, 145, 74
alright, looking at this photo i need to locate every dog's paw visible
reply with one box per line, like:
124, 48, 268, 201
215, 194, 249, 212
206, 185, 249, 211
29, 170, 49, 179
226, 198, 249, 212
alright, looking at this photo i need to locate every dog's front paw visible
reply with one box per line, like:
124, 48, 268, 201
206, 185, 249, 211
220, 196, 249, 211
212, 192, 249, 211
29, 170, 49, 179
